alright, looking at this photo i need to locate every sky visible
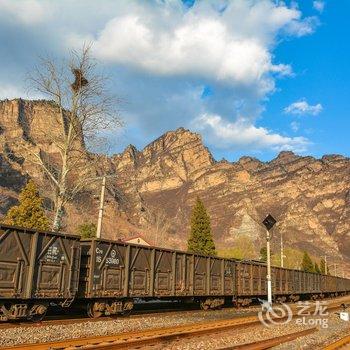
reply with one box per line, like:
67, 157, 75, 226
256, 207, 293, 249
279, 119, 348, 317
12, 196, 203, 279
0, 0, 349, 161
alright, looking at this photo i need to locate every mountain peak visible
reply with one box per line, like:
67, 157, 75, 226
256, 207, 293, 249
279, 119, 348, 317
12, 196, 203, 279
143, 127, 213, 161
272, 151, 300, 164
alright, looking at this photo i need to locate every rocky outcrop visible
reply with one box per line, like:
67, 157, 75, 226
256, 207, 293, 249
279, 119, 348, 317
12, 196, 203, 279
1, 99, 349, 268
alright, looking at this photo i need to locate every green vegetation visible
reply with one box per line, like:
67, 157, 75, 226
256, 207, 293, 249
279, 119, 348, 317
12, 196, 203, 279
77, 222, 97, 238
320, 258, 326, 274
314, 262, 321, 274
218, 235, 256, 260
187, 197, 216, 256
301, 251, 315, 273
2, 180, 50, 230
259, 246, 267, 262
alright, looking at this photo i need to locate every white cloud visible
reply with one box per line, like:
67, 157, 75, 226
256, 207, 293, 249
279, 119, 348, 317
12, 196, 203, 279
290, 121, 300, 132
284, 16, 319, 37
0, 0, 321, 155
313, 1, 325, 13
88, 0, 316, 97
0, 0, 50, 25
284, 99, 323, 116
0, 84, 27, 100
192, 114, 310, 152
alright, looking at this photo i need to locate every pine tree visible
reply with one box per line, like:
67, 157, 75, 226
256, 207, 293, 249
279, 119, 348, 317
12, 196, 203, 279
320, 258, 326, 274
78, 222, 97, 238
260, 247, 267, 262
314, 262, 321, 274
3, 180, 50, 230
301, 251, 315, 273
187, 197, 216, 256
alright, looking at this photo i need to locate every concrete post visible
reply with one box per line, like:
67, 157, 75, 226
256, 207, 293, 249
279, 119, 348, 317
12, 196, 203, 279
266, 228, 272, 307
280, 231, 284, 268
96, 176, 106, 239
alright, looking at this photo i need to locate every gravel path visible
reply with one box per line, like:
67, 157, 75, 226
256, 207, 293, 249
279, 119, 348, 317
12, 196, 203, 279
0, 306, 260, 347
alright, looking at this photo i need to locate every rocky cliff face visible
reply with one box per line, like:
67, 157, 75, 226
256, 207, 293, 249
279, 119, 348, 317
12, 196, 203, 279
1, 99, 349, 268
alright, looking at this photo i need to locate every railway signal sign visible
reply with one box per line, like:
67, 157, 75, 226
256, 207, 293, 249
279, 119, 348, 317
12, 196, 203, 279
262, 214, 276, 231
262, 214, 277, 308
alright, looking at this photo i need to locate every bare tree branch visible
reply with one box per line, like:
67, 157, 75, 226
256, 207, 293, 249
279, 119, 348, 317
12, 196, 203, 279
19, 44, 123, 230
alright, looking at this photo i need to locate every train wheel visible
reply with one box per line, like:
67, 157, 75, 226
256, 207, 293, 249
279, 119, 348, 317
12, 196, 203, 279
87, 303, 103, 318
29, 311, 47, 322
121, 309, 132, 316
121, 300, 134, 316
28, 304, 47, 322
200, 301, 209, 310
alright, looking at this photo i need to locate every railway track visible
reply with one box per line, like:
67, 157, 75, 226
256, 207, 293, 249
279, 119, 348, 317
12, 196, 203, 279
0, 314, 271, 350
323, 333, 350, 350
219, 327, 317, 349
1, 297, 349, 350
2, 297, 348, 350
0, 305, 259, 330
1, 294, 347, 330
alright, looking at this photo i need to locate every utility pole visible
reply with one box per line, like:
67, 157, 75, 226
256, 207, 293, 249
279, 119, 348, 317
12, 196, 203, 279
280, 231, 284, 268
334, 263, 337, 277
96, 176, 106, 239
324, 255, 327, 274
266, 228, 272, 305
262, 214, 277, 308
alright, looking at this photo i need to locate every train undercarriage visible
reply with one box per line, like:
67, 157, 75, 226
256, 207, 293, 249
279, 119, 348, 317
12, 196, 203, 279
1, 291, 349, 321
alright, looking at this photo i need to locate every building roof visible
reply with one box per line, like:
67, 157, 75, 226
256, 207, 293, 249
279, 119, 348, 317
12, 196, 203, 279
124, 234, 152, 246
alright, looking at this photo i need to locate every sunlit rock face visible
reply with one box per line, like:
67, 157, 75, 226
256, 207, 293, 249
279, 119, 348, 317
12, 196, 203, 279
1, 99, 349, 268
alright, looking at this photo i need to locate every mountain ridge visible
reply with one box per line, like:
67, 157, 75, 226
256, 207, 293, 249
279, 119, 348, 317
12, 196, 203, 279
1, 99, 349, 270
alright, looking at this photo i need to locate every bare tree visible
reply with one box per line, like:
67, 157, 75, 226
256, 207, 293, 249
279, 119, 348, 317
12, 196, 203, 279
25, 44, 122, 230
144, 206, 172, 246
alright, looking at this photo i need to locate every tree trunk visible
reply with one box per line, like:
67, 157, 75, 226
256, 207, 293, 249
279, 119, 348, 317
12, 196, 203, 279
52, 198, 64, 231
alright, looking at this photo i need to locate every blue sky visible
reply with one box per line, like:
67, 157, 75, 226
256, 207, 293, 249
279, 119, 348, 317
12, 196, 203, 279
0, 0, 348, 161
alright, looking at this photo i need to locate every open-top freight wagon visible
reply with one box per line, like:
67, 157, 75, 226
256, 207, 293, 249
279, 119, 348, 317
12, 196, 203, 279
1, 224, 350, 320
0, 225, 81, 321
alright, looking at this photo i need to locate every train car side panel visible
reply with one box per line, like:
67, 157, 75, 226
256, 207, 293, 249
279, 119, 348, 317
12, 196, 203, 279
207, 257, 222, 296
0, 225, 80, 300
154, 249, 173, 297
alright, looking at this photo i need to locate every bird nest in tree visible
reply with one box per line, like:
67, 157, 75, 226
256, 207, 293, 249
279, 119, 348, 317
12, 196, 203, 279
71, 68, 88, 92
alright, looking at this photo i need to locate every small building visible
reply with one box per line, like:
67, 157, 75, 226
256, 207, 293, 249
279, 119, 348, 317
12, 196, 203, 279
124, 235, 151, 246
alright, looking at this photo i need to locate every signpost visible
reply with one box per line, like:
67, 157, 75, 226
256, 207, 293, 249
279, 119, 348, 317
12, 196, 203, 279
262, 214, 277, 308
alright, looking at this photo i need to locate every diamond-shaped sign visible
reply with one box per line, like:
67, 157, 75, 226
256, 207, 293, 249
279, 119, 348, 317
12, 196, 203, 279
262, 214, 276, 231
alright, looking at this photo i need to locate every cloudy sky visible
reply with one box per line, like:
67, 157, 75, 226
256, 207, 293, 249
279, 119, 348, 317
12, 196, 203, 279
0, 0, 349, 161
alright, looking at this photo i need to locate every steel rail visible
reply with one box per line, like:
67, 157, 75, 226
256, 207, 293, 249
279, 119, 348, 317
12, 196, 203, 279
323, 333, 350, 350
218, 327, 317, 350
2, 298, 349, 350
0, 315, 267, 350
0, 306, 258, 330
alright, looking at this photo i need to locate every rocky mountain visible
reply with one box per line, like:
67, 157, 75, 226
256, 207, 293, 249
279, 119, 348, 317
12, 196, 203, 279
1, 99, 349, 270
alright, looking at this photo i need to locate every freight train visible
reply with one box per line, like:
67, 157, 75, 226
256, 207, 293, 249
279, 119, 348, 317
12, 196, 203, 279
1, 224, 349, 321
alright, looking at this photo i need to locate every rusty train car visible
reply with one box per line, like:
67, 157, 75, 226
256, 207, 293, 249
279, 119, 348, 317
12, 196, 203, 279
0, 225, 81, 321
1, 224, 350, 321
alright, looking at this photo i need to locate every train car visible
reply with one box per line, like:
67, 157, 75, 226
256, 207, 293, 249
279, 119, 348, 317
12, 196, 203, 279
77, 237, 236, 317
1, 224, 349, 321
0, 224, 81, 321
234, 260, 350, 306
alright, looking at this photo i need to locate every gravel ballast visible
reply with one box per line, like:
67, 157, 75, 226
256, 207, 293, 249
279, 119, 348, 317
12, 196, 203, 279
1, 305, 349, 349
0, 307, 259, 347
